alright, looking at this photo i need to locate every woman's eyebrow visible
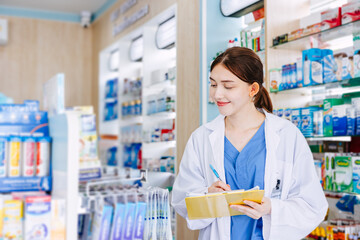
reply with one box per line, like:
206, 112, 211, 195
209, 77, 234, 83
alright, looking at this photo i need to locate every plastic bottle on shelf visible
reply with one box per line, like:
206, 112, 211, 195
233, 38, 240, 47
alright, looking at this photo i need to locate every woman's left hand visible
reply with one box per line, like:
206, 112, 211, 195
230, 197, 271, 219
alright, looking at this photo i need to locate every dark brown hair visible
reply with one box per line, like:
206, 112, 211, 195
210, 47, 273, 113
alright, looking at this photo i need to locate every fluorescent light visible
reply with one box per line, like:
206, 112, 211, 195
324, 35, 353, 51
156, 16, 176, 49
129, 35, 143, 62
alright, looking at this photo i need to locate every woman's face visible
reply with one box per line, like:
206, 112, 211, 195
209, 64, 253, 117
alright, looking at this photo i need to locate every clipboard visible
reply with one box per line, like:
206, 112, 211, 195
185, 189, 264, 220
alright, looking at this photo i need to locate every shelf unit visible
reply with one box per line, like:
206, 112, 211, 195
98, 4, 178, 239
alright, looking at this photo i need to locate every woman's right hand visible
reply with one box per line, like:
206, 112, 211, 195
208, 181, 231, 193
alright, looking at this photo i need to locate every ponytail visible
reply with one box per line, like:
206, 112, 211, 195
254, 87, 273, 113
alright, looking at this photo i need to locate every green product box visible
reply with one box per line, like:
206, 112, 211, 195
333, 155, 353, 193
323, 98, 344, 136
324, 152, 336, 191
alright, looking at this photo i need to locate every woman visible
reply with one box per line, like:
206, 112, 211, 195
171, 47, 328, 240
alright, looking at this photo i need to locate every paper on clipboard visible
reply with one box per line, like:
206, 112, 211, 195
185, 189, 264, 220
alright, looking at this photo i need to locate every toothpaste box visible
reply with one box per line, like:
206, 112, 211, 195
352, 156, 360, 194
301, 107, 320, 137
284, 108, 292, 121
92, 203, 114, 240
123, 202, 137, 240
342, 1, 360, 24
4, 199, 23, 240
323, 98, 344, 136
324, 152, 336, 191
133, 202, 147, 240
333, 155, 353, 193
277, 109, 284, 118
110, 203, 126, 240
25, 195, 51, 240
51, 198, 66, 240
291, 108, 302, 129
321, 7, 342, 31
333, 104, 349, 136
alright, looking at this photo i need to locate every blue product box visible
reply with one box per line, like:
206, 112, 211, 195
131, 143, 141, 169
322, 49, 338, 83
106, 146, 117, 167
302, 48, 323, 86
346, 107, 356, 136
105, 78, 118, 99
333, 104, 348, 136
291, 108, 302, 129
133, 202, 147, 240
123, 144, 132, 168
99, 204, 114, 240
296, 58, 303, 88
290, 63, 297, 89
123, 202, 137, 240
301, 107, 320, 137
277, 109, 284, 118
273, 109, 278, 116
284, 108, 292, 121
111, 203, 126, 240
104, 101, 118, 121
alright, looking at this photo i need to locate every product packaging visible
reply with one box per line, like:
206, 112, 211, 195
51, 198, 66, 240
302, 48, 323, 86
3, 199, 23, 239
324, 152, 336, 191
291, 108, 302, 129
346, 106, 356, 136
320, 7, 342, 31
352, 156, 360, 194
333, 104, 349, 136
24, 195, 51, 240
323, 98, 344, 136
22, 136, 36, 177
0, 136, 7, 177
36, 136, 51, 177
333, 155, 353, 193
342, 1, 360, 24
8, 136, 21, 177
269, 68, 281, 92
301, 107, 321, 137
322, 49, 339, 83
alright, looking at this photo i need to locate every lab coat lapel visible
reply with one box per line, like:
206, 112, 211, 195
206, 115, 226, 184
263, 110, 281, 197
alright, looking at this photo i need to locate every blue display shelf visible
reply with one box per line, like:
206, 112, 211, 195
0, 176, 52, 192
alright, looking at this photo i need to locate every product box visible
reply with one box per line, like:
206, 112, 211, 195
313, 109, 324, 136
322, 49, 339, 83
323, 98, 344, 136
51, 198, 66, 240
269, 68, 281, 92
123, 202, 137, 240
91, 203, 114, 240
133, 202, 147, 240
346, 106, 356, 135
352, 156, 360, 194
296, 58, 303, 87
3, 199, 23, 239
291, 108, 302, 129
324, 152, 335, 191
105, 78, 118, 99
352, 97, 360, 135
333, 104, 349, 136
277, 109, 284, 118
353, 33, 360, 77
301, 107, 320, 137
333, 155, 353, 192
284, 109, 292, 121
342, 1, 360, 24
314, 160, 323, 184
342, 53, 354, 80
321, 7, 342, 31
302, 48, 323, 86
25, 195, 51, 240
0, 136, 7, 177
110, 202, 126, 240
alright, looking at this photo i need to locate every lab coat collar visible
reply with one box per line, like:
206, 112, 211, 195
205, 109, 284, 190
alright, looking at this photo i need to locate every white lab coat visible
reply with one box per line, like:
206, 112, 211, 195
172, 110, 328, 240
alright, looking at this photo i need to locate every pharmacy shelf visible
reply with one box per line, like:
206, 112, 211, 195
271, 78, 360, 95
306, 136, 352, 142
324, 190, 360, 198
270, 19, 360, 50
142, 140, 176, 148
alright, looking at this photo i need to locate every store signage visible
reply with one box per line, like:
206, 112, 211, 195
112, 5, 149, 36
111, 0, 137, 22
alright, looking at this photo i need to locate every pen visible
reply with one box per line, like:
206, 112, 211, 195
210, 164, 223, 182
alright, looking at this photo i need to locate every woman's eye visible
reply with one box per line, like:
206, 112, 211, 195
210, 84, 217, 87
224, 86, 233, 89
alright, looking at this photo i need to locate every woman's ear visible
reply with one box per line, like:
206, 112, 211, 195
249, 82, 260, 98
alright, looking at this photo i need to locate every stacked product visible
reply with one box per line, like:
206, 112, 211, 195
104, 78, 118, 122
0, 192, 65, 240
0, 100, 51, 192
272, 1, 360, 46
78, 187, 172, 240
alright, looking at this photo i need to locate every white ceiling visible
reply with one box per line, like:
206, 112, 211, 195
0, 0, 108, 14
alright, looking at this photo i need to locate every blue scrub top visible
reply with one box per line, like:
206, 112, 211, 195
224, 121, 266, 240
